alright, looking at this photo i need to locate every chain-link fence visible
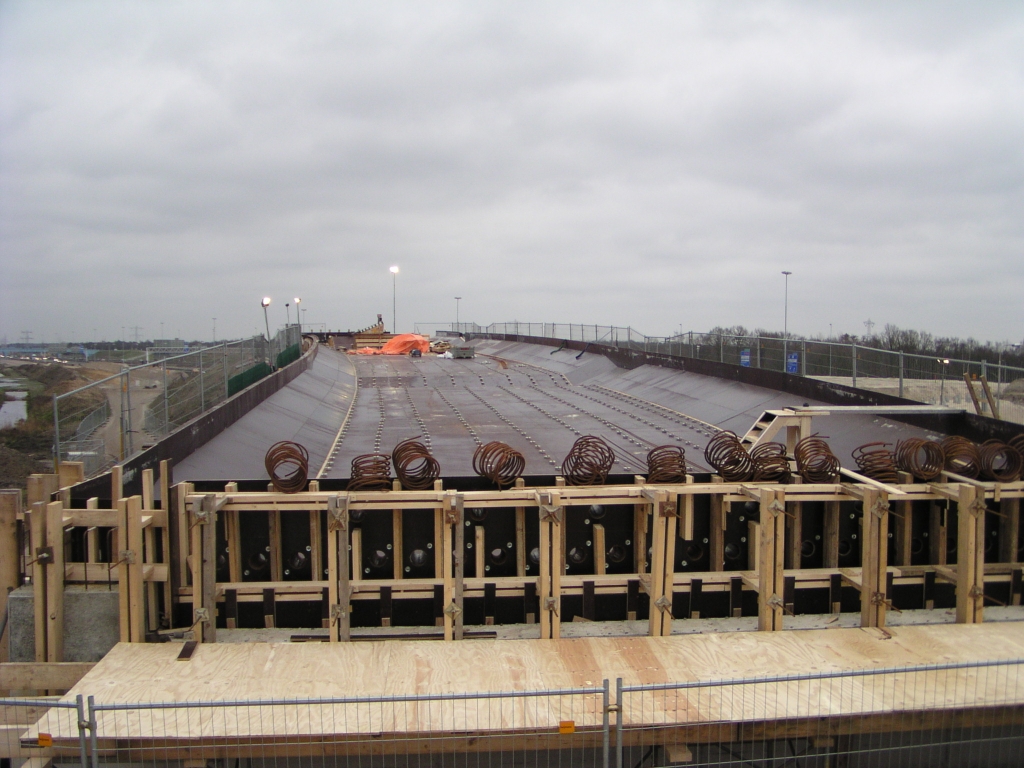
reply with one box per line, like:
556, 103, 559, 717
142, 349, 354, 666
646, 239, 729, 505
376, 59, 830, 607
86, 684, 609, 768
0, 695, 87, 767
52, 328, 304, 477
5, 659, 1021, 767
619, 658, 1024, 767
463, 323, 1024, 425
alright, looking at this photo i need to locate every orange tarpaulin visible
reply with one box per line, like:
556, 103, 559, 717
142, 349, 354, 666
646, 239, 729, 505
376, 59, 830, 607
348, 333, 430, 355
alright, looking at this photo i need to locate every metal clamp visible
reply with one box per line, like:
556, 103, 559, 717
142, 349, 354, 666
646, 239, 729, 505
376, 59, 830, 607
658, 501, 679, 519
969, 499, 988, 518
329, 604, 347, 621
327, 495, 349, 532
32, 546, 54, 565
543, 597, 559, 615
767, 499, 786, 517
654, 595, 673, 616
871, 498, 890, 519
118, 549, 136, 565
443, 601, 463, 619
767, 594, 784, 609
193, 607, 209, 623
444, 493, 463, 526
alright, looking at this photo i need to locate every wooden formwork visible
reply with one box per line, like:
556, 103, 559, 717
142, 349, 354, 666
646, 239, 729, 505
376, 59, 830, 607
169, 474, 1023, 644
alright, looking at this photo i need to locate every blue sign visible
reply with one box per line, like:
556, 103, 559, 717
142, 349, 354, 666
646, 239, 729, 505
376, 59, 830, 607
786, 352, 799, 374
740, 349, 751, 367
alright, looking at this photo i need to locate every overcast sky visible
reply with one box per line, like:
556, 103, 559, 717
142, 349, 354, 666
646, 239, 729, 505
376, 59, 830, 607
1, 2, 1022, 345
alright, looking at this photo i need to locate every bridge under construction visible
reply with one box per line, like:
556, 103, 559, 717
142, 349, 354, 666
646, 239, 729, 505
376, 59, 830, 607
3, 330, 1023, 767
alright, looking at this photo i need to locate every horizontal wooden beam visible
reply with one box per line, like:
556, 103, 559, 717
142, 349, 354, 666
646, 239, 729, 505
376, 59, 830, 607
0, 662, 94, 693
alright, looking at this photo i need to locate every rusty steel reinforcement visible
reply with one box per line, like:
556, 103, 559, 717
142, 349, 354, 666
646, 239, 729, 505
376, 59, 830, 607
264, 440, 309, 493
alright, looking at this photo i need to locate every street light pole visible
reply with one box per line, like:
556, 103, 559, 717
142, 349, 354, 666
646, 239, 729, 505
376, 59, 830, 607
390, 266, 399, 333
294, 298, 301, 335
938, 358, 950, 405
261, 296, 272, 341
455, 296, 461, 332
782, 271, 792, 370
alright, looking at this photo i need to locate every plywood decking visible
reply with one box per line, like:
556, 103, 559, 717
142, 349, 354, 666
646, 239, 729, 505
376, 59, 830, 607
23, 624, 1019, 746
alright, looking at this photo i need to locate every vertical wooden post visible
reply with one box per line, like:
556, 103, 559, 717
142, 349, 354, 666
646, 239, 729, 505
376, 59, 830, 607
785, 500, 802, 569
860, 490, 889, 628
678, 476, 695, 541
929, 500, 948, 565
57, 461, 84, 490
327, 495, 350, 642
222, 482, 241, 586
141, 469, 158, 633
200, 494, 218, 643
85, 497, 100, 563
633, 476, 647, 574
709, 479, 725, 571
0, 491, 19, 663
159, 461, 173, 623
956, 484, 985, 624
999, 498, 1019, 564
758, 488, 785, 631
392, 480, 404, 580
648, 492, 678, 637
893, 473, 913, 566
111, 465, 123, 506
268, 504, 282, 582
117, 497, 131, 643
309, 502, 323, 583
30, 502, 48, 661
442, 493, 465, 641
537, 491, 562, 639
515, 477, 526, 577
119, 495, 146, 647
45, 500, 65, 661
471, 526, 483, 577
188, 492, 203, 640
443, 496, 455, 641
823, 500, 840, 568
593, 524, 606, 576
453, 494, 465, 641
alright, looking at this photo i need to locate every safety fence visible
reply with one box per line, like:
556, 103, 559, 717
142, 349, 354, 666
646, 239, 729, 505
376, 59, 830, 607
461, 322, 1024, 425
3, 659, 1021, 767
53, 327, 302, 478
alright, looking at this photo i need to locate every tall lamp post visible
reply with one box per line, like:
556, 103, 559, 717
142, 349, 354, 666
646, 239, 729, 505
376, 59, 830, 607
938, 358, 950, 404
285, 303, 291, 327
390, 266, 399, 333
261, 296, 272, 342
782, 271, 792, 370
294, 297, 301, 335
454, 296, 461, 332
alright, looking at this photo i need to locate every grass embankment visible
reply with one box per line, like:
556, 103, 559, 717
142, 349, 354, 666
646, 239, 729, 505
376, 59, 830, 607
0, 363, 106, 490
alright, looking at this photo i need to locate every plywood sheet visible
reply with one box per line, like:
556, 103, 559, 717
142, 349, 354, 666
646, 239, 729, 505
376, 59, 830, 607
28, 623, 1024, 745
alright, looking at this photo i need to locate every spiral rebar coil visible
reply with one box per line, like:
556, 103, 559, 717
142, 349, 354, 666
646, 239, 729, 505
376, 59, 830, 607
347, 453, 393, 491
473, 441, 526, 489
892, 438, 944, 482
852, 442, 900, 484
561, 435, 615, 486
1009, 433, 1024, 457
750, 442, 792, 483
265, 440, 309, 494
392, 438, 441, 490
794, 435, 841, 483
704, 431, 754, 482
940, 436, 981, 479
978, 439, 1023, 482
646, 445, 688, 484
